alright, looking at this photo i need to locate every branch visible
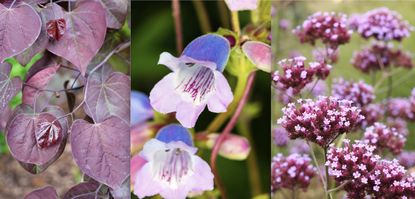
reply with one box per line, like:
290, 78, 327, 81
89, 41, 131, 75
210, 72, 256, 199
23, 83, 84, 93
172, 0, 183, 54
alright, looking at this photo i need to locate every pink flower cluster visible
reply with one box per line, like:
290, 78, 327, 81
293, 12, 351, 48
351, 42, 413, 73
273, 56, 331, 94
385, 98, 415, 121
356, 7, 413, 41
275, 79, 326, 105
332, 79, 375, 107
398, 151, 415, 168
362, 122, 407, 155
326, 140, 415, 198
273, 127, 289, 147
277, 96, 364, 147
271, 153, 316, 192
312, 47, 339, 64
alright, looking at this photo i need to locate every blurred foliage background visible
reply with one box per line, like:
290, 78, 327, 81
272, 1, 415, 198
132, 1, 270, 198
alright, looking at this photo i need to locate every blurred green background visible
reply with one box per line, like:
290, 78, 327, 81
272, 1, 415, 198
132, 1, 270, 198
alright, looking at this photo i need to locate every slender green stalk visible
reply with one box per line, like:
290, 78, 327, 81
237, 121, 262, 196
324, 147, 333, 199
172, 0, 183, 54
307, 142, 327, 190
192, 0, 212, 33
231, 11, 241, 36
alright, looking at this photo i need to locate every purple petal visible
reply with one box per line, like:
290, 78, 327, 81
182, 34, 230, 72
139, 139, 166, 161
158, 52, 181, 72
130, 124, 153, 154
207, 71, 233, 113
156, 124, 193, 146
133, 164, 160, 198
176, 102, 205, 128
242, 41, 272, 72
189, 156, 214, 192
224, 0, 258, 11
149, 73, 181, 114
206, 134, 251, 160
130, 154, 147, 190
131, 90, 153, 126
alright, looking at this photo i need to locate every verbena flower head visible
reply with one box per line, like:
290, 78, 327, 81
332, 79, 375, 107
134, 124, 213, 199
273, 126, 289, 147
362, 122, 406, 155
150, 34, 233, 128
275, 80, 326, 105
398, 151, 415, 168
387, 117, 409, 137
277, 96, 364, 147
271, 153, 316, 192
326, 140, 415, 198
310, 61, 332, 80
357, 7, 413, 41
272, 56, 316, 94
385, 98, 415, 121
360, 103, 384, 128
293, 12, 351, 48
410, 88, 415, 109
289, 140, 310, 155
351, 42, 413, 73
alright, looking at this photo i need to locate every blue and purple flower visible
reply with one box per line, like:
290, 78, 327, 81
150, 34, 233, 128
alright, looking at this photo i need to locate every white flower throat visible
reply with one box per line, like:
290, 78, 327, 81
153, 147, 193, 188
175, 63, 215, 105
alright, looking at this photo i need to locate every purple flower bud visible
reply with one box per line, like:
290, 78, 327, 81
273, 127, 289, 147
271, 153, 316, 192
293, 12, 351, 48
279, 19, 291, 30
332, 78, 375, 107
278, 96, 364, 147
398, 151, 415, 168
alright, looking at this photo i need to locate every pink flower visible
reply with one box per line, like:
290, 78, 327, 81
385, 98, 414, 120
332, 79, 375, 107
134, 124, 214, 199
360, 104, 384, 128
362, 122, 406, 155
150, 34, 233, 128
278, 96, 364, 147
356, 7, 413, 41
271, 153, 316, 192
293, 12, 351, 48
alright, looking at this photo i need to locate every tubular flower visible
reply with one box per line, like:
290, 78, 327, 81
356, 7, 413, 41
293, 12, 351, 48
362, 122, 406, 155
385, 98, 415, 121
131, 90, 153, 127
134, 124, 214, 199
271, 153, 316, 192
149, 34, 233, 128
278, 96, 364, 147
332, 79, 375, 107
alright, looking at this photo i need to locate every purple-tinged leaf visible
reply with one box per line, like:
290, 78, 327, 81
7, 107, 67, 165
0, 3, 41, 62
70, 116, 129, 189
24, 186, 58, 199
84, 68, 130, 124
242, 41, 271, 73
46, 1, 107, 76
100, 0, 129, 29
0, 63, 22, 112
0, 106, 11, 132
23, 62, 60, 106
63, 182, 110, 199
110, 179, 129, 199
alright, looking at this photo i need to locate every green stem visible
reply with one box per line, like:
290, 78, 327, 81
324, 147, 333, 199
192, 0, 212, 33
237, 121, 262, 196
207, 73, 249, 132
307, 142, 327, 191
231, 11, 241, 37
387, 74, 393, 99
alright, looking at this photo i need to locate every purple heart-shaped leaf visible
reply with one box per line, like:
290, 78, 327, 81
110, 179, 129, 199
23, 61, 60, 106
24, 186, 58, 199
63, 182, 106, 199
84, 68, 130, 124
0, 3, 41, 62
0, 63, 22, 112
100, 0, 128, 29
70, 116, 129, 189
7, 108, 66, 165
46, 1, 107, 76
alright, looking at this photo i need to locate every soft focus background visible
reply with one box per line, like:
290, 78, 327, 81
132, 1, 270, 198
272, 1, 415, 198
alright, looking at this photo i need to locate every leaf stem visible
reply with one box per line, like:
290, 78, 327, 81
210, 72, 256, 199
23, 83, 84, 93
231, 11, 241, 37
192, 0, 211, 33
324, 147, 333, 199
89, 41, 131, 75
172, 0, 183, 55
